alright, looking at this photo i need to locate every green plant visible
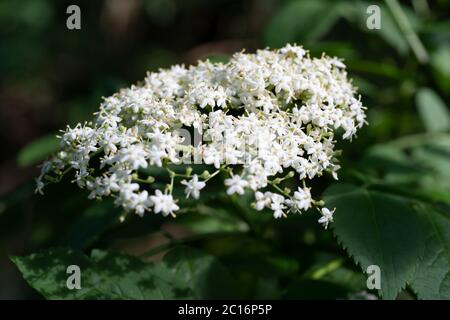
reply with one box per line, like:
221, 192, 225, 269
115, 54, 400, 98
3, 0, 450, 300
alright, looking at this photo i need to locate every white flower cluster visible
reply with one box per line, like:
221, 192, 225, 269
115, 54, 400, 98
36, 44, 366, 227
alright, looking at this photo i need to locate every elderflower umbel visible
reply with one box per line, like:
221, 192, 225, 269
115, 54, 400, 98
36, 44, 366, 228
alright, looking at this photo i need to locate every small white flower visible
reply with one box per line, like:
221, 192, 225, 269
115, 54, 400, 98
111, 144, 148, 170
254, 191, 272, 211
149, 189, 179, 217
224, 175, 248, 195
318, 207, 335, 229
120, 182, 140, 200
285, 187, 312, 213
35, 178, 45, 195
181, 175, 206, 199
133, 190, 151, 217
148, 145, 166, 167
270, 193, 286, 218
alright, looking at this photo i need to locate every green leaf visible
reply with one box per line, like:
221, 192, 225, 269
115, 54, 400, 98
263, 0, 342, 47
411, 137, 450, 193
60, 200, 122, 249
376, 5, 409, 55
98, 211, 164, 242
324, 183, 450, 299
17, 134, 59, 167
324, 184, 426, 299
178, 204, 248, 234
431, 45, 450, 80
163, 246, 238, 299
359, 144, 425, 184
11, 246, 237, 299
416, 88, 450, 133
359, 134, 450, 203
340, 1, 409, 55
320, 266, 367, 292
384, 0, 427, 63
431, 45, 450, 92
410, 203, 450, 299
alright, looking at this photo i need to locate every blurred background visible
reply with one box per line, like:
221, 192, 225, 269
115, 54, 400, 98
1, 0, 449, 299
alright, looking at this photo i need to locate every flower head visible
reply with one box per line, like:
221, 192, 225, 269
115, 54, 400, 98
35, 44, 365, 227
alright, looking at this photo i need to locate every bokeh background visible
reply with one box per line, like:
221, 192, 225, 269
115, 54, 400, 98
1, 0, 449, 299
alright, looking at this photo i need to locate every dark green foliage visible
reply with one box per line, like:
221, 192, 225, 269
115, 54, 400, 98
11, 246, 238, 299
2, 0, 450, 300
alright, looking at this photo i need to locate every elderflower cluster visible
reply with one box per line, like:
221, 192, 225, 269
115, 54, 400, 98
36, 44, 366, 227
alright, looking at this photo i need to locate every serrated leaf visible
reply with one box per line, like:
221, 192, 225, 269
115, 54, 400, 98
416, 88, 450, 133
410, 203, 450, 299
11, 246, 237, 299
325, 183, 450, 299
324, 183, 426, 299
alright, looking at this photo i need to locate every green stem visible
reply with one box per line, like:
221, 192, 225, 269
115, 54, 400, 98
204, 169, 221, 182
268, 181, 291, 197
